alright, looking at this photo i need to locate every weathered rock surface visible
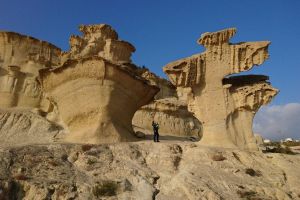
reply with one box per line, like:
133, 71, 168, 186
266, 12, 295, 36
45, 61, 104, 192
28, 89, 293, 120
133, 68, 202, 138
133, 98, 201, 138
0, 31, 61, 109
0, 108, 64, 147
61, 24, 135, 65
0, 143, 299, 200
164, 28, 278, 150
254, 133, 264, 146
40, 24, 159, 144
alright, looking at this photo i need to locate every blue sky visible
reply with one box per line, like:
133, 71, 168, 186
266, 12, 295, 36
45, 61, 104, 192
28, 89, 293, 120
1, 0, 299, 139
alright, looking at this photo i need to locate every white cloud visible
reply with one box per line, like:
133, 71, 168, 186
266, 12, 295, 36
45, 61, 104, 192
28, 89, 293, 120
253, 103, 300, 141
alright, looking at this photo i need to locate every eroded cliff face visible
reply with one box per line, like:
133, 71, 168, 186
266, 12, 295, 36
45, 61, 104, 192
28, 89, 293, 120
133, 98, 201, 138
40, 24, 159, 144
133, 68, 202, 138
0, 32, 61, 109
163, 28, 278, 150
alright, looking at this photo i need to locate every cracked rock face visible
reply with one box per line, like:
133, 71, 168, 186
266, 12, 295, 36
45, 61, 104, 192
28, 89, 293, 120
0, 108, 64, 147
163, 28, 278, 150
40, 24, 159, 143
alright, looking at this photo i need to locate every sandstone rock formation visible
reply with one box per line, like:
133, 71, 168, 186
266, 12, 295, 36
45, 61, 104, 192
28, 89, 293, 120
133, 98, 201, 138
0, 25, 299, 200
163, 28, 278, 150
0, 31, 61, 109
133, 68, 202, 138
39, 24, 159, 144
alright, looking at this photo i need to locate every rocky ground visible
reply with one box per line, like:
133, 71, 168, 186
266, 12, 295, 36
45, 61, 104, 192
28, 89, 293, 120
0, 141, 299, 200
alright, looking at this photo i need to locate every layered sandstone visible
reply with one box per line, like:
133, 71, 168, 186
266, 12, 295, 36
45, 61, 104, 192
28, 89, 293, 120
40, 24, 159, 144
133, 68, 201, 138
0, 32, 61, 109
164, 28, 278, 150
133, 98, 201, 138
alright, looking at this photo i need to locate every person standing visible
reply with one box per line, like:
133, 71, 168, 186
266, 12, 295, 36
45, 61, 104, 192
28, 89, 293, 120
152, 121, 160, 142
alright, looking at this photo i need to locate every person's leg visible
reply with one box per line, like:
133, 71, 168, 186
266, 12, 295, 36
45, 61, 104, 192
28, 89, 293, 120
157, 133, 160, 142
153, 132, 156, 142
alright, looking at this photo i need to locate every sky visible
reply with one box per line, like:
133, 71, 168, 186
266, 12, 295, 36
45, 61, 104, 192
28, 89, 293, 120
0, 0, 299, 140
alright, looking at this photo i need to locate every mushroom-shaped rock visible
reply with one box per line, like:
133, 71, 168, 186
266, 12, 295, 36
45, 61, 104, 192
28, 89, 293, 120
0, 31, 61, 108
40, 24, 159, 144
163, 28, 278, 150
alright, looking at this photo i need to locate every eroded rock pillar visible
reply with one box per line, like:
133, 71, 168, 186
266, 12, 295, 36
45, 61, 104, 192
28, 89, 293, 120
40, 24, 159, 143
164, 28, 278, 150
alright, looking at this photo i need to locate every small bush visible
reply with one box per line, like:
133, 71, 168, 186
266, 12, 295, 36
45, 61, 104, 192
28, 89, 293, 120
237, 190, 257, 199
245, 168, 261, 177
48, 160, 59, 167
263, 145, 295, 155
173, 156, 181, 170
282, 141, 300, 147
61, 154, 68, 161
87, 158, 97, 165
14, 174, 28, 180
92, 181, 118, 197
82, 144, 94, 152
212, 153, 226, 161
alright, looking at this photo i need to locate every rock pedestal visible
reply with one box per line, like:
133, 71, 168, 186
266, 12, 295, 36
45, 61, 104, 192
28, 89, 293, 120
163, 28, 278, 150
40, 24, 159, 143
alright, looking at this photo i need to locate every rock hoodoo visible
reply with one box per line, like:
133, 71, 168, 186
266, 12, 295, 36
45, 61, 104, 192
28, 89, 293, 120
40, 24, 159, 144
163, 28, 278, 150
0, 25, 279, 148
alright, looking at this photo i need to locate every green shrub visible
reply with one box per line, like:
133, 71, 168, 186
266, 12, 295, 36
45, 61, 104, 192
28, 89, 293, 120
92, 181, 118, 197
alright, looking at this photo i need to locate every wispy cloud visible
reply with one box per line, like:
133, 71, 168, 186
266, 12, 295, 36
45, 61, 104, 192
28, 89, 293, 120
253, 103, 300, 141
